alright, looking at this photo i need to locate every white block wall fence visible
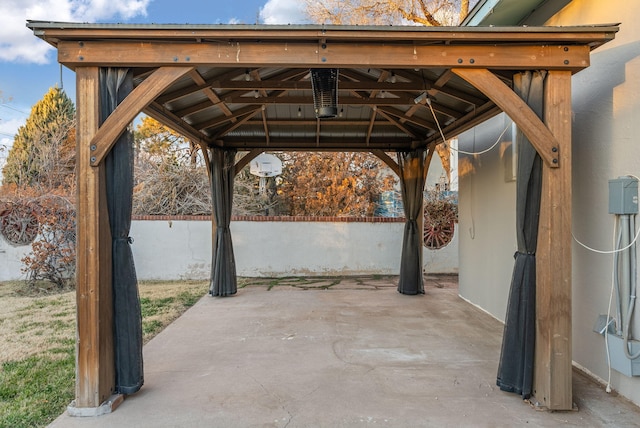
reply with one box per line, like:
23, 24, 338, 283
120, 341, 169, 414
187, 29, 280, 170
0, 216, 458, 281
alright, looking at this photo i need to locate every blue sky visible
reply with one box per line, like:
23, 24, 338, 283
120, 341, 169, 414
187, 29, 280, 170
0, 0, 308, 168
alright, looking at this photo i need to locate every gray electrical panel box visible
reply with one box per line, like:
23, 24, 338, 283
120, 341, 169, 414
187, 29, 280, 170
609, 177, 639, 215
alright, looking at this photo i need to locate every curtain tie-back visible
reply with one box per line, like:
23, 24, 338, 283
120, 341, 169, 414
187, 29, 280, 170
513, 251, 535, 258
115, 236, 134, 244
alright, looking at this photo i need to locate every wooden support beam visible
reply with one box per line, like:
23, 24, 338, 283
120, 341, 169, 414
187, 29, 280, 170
534, 70, 573, 411
75, 67, 115, 408
89, 66, 193, 166
219, 95, 418, 106
59, 41, 591, 70
452, 68, 561, 168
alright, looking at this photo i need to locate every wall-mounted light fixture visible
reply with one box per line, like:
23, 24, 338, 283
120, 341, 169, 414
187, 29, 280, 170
310, 68, 339, 119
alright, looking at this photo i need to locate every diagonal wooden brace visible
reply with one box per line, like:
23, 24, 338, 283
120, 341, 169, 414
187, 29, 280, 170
89, 66, 193, 166
452, 68, 560, 168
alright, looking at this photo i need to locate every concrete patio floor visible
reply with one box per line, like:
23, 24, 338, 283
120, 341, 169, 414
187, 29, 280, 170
50, 275, 640, 427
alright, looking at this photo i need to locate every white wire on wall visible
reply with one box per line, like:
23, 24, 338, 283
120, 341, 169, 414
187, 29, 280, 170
572, 175, 640, 255
572, 174, 640, 393
426, 97, 509, 156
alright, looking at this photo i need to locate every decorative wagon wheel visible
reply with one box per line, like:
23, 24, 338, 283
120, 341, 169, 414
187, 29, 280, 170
0, 203, 39, 246
423, 201, 456, 250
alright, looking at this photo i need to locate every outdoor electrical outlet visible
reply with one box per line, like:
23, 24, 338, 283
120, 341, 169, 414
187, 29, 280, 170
609, 176, 639, 215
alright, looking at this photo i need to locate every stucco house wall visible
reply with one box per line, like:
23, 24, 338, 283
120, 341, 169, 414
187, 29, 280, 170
458, 0, 640, 405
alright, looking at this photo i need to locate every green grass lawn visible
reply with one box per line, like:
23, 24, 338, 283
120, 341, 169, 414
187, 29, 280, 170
0, 280, 208, 428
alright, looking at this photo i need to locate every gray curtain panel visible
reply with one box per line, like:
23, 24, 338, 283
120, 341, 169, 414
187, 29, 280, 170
397, 148, 426, 295
101, 68, 144, 394
209, 148, 238, 297
496, 70, 546, 399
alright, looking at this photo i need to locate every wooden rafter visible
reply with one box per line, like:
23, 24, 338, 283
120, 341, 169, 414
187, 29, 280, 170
376, 109, 419, 139
366, 107, 377, 146
261, 107, 270, 146
212, 109, 262, 139
144, 102, 206, 144
218, 95, 417, 106
195, 105, 262, 131
377, 106, 437, 132
189, 69, 234, 118
156, 68, 244, 104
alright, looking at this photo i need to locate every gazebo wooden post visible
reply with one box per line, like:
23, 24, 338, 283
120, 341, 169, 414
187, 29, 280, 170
451, 67, 573, 410
74, 66, 116, 408
534, 70, 573, 410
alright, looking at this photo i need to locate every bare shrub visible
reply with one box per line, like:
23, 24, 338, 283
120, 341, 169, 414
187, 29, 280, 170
133, 151, 211, 216
16, 194, 76, 289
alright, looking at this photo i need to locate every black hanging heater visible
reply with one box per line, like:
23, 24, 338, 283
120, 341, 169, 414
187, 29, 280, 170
310, 68, 339, 119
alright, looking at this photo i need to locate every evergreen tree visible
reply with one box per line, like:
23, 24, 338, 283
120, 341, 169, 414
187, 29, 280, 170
2, 87, 75, 189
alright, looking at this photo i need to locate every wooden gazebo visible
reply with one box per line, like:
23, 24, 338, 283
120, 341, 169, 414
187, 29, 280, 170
28, 21, 617, 414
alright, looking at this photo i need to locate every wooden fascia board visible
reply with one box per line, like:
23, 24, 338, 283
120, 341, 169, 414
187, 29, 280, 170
89, 66, 193, 166
452, 68, 560, 167
34, 25, 618, 45
58, 41, 591, 70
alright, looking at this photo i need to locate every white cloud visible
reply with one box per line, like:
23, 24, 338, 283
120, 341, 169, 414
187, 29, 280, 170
259, 0, 308, 25
0, 0, 150, 64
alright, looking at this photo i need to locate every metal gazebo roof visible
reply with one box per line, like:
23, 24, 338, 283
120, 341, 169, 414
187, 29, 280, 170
28, 22, 617, 154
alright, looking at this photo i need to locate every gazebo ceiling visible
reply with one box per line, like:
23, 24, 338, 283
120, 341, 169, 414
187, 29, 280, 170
28, 21, 618, 152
